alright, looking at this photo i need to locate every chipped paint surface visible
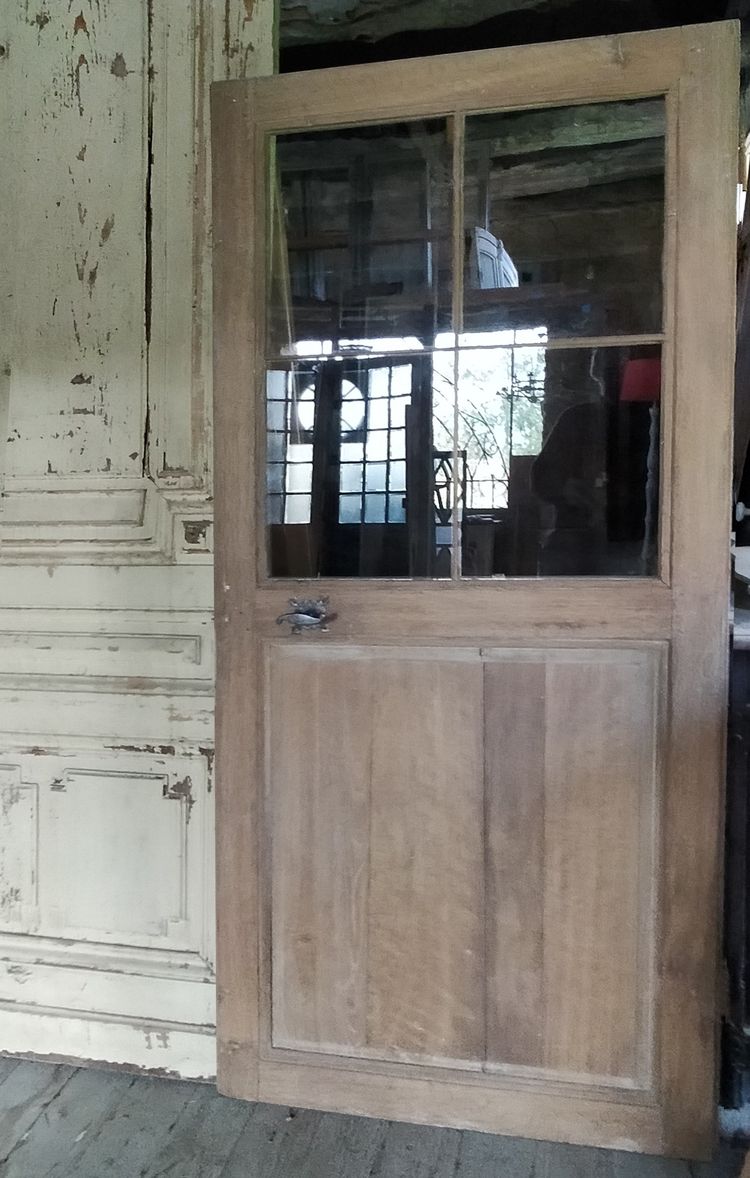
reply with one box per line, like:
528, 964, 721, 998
0, 0, 274, 1078
6, 1, 146, 481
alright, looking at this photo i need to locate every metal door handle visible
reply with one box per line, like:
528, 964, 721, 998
276, 597, 336, 634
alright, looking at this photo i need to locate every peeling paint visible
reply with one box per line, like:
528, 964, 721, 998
73, 12, 88, 35
163, 775, 195, 822
70, 374, 92, 385
143, 1029, 171, 1050
183, 519, 210, 546
33, 11, 50, 32
7, 964, 31, 982
72, 53, 89, 116
111, 52, 129, 78
100, 214, 114, 242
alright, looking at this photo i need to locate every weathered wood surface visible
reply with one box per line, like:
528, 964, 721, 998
0, 1061, 745, 1177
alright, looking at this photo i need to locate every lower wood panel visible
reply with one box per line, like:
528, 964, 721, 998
267, 641, 663, 1097
269, 646, 484, 1066
484, 648, 661, 1087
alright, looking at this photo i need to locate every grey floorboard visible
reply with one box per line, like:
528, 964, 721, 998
140, 1085, 252, 1178
221, 1103, 327, 1177
0, 1060, 75, 1169
0, 1062, 746, 1178
454, 1127, 539, 1176
52, 1074, 206, 1177
365, 1120, 462, 1177
1, 1067, 140, 1177
282, 1110, 387, 1178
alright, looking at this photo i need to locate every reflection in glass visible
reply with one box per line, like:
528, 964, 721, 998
463, 99, 665, 338
444, 344, 661, 576
265, 102, 666, 579
266, 345, 660, 578
269, 120, 452, 357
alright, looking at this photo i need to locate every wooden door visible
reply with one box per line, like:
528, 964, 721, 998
211, 23, 738, 1158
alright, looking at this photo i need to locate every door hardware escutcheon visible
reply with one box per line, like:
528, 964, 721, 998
276, 597, 337, 634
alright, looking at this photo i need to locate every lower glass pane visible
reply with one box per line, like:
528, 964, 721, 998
452, 344, 661, 576
265, 344, 661, 578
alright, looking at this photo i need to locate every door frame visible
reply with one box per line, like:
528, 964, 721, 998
211, 22, 738, 1156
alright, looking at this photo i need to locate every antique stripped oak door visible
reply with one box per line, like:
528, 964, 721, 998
211, 23, 738, 1157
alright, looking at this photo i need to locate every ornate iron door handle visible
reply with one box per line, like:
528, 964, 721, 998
276, 597, 337, 634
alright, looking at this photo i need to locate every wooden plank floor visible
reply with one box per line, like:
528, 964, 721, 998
0, 1058, 746, 1177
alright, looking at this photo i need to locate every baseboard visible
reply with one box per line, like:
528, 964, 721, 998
0, 1002, 216, 1079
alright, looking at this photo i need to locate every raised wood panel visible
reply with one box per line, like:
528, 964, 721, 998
366, 653, 484, 1065
269, 647, 371, 1054
269, 645, 484, 1067
485, 647, 661, 1087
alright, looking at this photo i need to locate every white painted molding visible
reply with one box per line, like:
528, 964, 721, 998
0, 1005, 216, 1079
0, 609, 214, 690
0, 477, 213, 562
0, 935, 215, 1025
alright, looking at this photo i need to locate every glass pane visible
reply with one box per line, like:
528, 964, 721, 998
389, 493, 406, 524
287, 463, 312, 493
267, 463, 284, 494
269, 120, 452, 358
462, 99, 665, 339
285, 494, 311, 524
364, 494, 387, 523
366, 432, 388, 461
267, 353, 447, 577
368, 399, 389, 430
439, 344, 661, 576
365, 463, 388, 492
340, 463, 363, 493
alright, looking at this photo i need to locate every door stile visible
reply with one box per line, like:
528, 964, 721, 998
450, 112, 466, 579
659, 23, 738, 1156
212, 80, 263, 1099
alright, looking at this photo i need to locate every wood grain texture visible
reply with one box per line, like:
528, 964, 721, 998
269, 648, 371, 1054
366, 653, 484, 1065
484, 649, 660, 1085
269, 646, 484, 1067
540, 651, 657, 1084
246, 26, 688, 132
211, 83, 261, 1099
658, 20, 739, 1158
484, 658, 546, 1069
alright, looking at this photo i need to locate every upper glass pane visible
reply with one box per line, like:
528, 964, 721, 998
269, 120, 452, 358
462, 99, 665, 340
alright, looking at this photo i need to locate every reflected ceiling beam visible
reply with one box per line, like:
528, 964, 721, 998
279, 0, 558, 47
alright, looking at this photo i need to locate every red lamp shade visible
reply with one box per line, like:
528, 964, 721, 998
620, 357, 661, 403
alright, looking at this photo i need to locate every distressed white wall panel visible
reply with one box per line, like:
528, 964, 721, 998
0, 565, 213, 612
0, 691, 213, 745
0, 610, 213, 686
41, 769, 192, 946
0, 1007, 216, 1079
7, 1, 146, 480
0, 766, 38, 929
0, 750, 213, 954
0, 0, 276, 1078
0, 939, 215, 1026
